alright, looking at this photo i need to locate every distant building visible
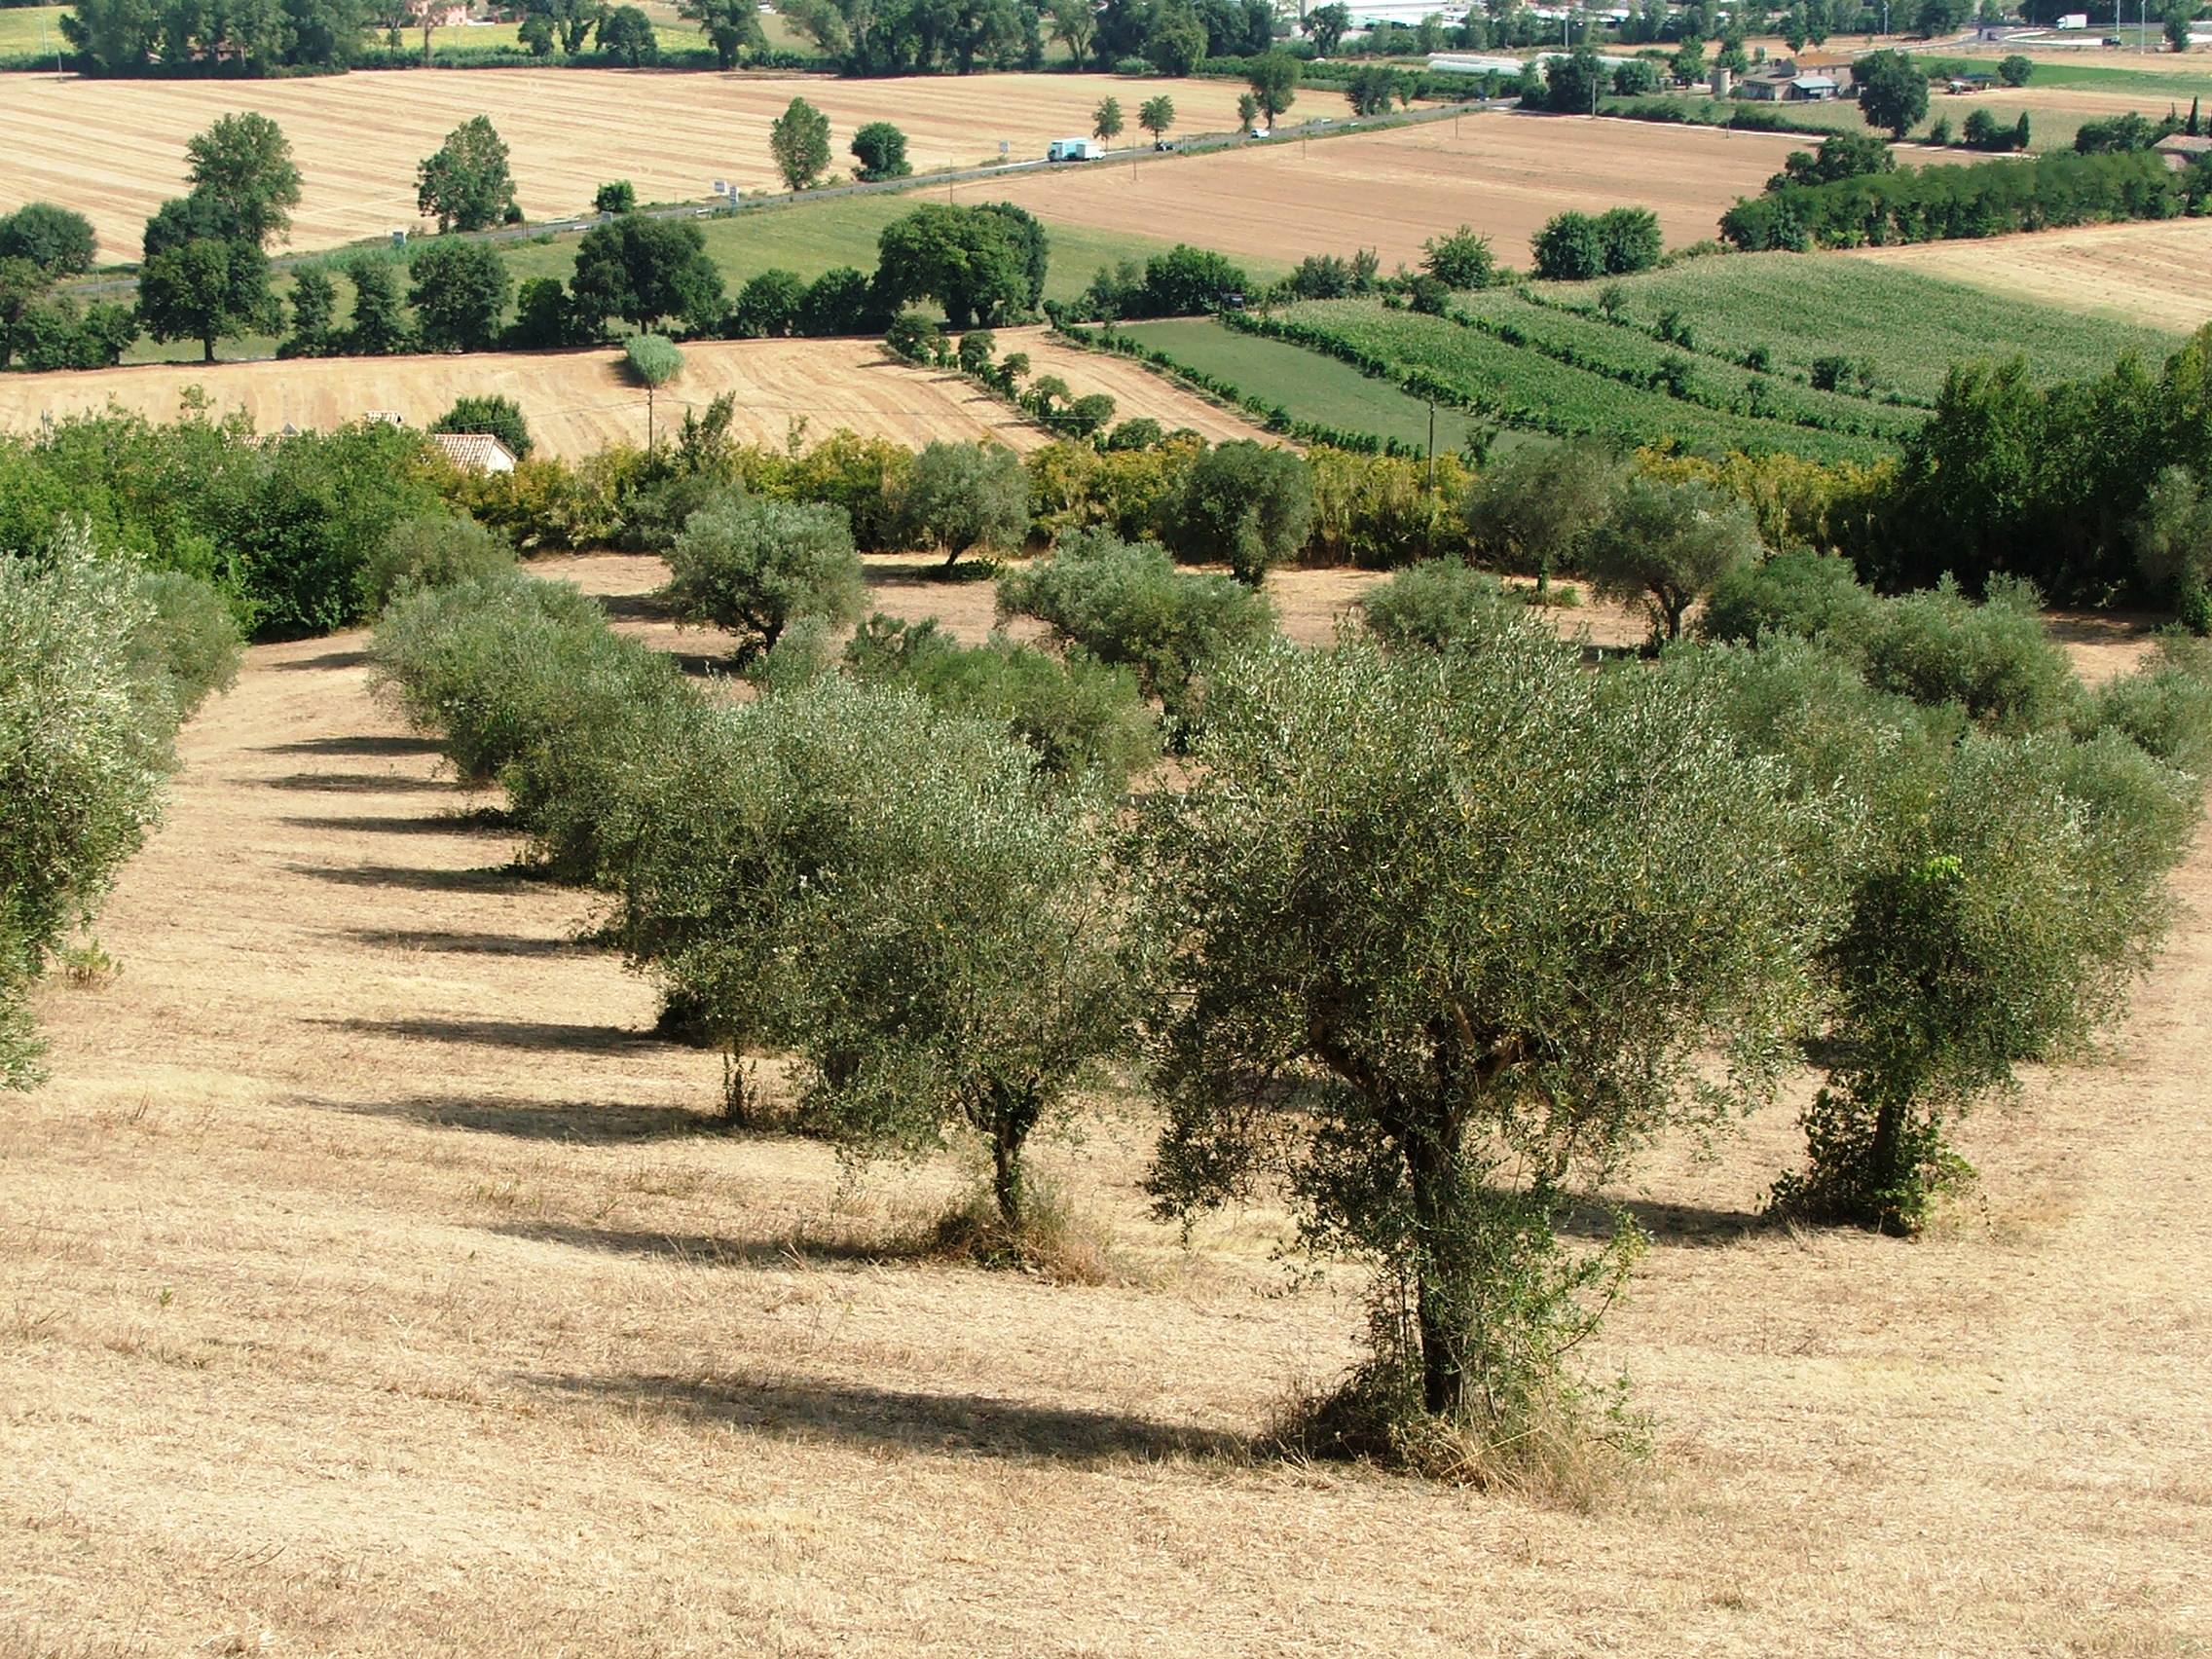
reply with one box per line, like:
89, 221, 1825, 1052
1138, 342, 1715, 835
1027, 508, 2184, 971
1739, 65, 1840, 101
2153, 132, 2212, 171
428, 432, 518, 474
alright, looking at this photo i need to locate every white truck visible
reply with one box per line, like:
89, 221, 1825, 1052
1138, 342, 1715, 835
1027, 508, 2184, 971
1047, 137, 1105, 162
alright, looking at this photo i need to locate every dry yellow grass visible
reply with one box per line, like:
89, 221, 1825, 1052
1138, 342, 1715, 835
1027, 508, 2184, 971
975, 111, 1811, 270
0, 69, 1256, 260
0, 332, 1275, 459
3, 558, 2207, 1656
1848, 217, 2212, 331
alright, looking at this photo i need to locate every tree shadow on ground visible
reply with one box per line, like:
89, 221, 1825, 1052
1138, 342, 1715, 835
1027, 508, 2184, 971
258, 734, 442, 757
863, 560, 989, 589
1557, 1194, 1770, 1250
491, 1219, 897, 1268
279, 811, 508, 836
345, 927, 588, 958
263, 771, 453, 793
273, 648, 370, 672
596, 591, 670, 623
319, 1093, 719, 1145
313, 1014, 670, 1054
522, 1369, 1248, 1465
289, 862, 520, 893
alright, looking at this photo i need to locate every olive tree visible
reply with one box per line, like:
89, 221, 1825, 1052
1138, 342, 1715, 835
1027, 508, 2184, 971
898, 440, 1031, 568
996, 529, 1275, 727
1581, 474, 1764, 644
780, 698, 1132, 1239
1167, 438, 1313, 585
0, 529, 176, 1087
1137, 623, 1819, 1456
1460, 439, 1623, 596
660, 496, 865, 662
1358, 556, 1525, 653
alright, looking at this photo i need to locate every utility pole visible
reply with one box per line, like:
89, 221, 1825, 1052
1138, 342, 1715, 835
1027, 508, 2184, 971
1426, 401, 1436, 489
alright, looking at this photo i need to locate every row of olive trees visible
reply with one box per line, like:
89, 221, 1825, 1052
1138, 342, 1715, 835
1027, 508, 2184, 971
0, 531, 241, 1087
368, 521, 2211, 1476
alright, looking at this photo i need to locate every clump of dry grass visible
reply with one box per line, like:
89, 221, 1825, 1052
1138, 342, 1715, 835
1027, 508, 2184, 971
907, 1176, 1134, 1287
1269, 1358, 1649, 1511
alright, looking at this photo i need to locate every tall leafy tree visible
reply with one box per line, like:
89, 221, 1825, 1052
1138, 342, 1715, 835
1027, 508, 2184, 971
1045, 0, 1097, 63
568, 215, 725, 334
407, 238, 512, 351
1247, 51, 1300, 125
183, 113, 302, 249
1856, 49, 1929, 139
138, 240, 260, 363
279, 266, 338, 357
416, 116, 520, 234
344, 254, 411, 354
1092, 95, 1124, 144
874, 203, 1047, 329
0, 204, 98, 277
681, 0, 764, 64
769, 97, 833, 191
596, 4, 658, 62
1138, 94, 1177, 145
850, 121, 912, 181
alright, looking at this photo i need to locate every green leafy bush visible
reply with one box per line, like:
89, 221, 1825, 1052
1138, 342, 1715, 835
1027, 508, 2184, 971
1167, 439, 1314, 585
356, 514, 515, 616
129, 570, 242, 718
996, 530, 1276, 728
1357, 556, 1525, 653
660, 497, 866, 663
844, 613, 1160, 791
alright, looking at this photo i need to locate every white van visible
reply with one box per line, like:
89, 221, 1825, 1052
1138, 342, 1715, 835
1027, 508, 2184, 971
1048, 137, 1105, 161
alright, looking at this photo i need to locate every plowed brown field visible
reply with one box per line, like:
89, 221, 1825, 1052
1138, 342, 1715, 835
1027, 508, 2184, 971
0, 330, 1273, 456
972, 111, 1808, 270
0, 70, 1254, 260
1849, 217, 2212, 331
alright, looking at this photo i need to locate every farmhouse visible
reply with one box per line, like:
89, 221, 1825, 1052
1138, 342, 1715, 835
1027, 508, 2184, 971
2154, 132, 2212, 171
428, 431, 518, 472
1739, 66, 1842, 101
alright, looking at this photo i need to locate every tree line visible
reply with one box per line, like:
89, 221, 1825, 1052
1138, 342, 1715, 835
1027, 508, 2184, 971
350, 415, 2212, 1477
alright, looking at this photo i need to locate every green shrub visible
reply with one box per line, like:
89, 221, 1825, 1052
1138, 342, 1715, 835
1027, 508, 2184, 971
996, 530, 1276, 728
1859, 575, 2079, 735
129, 570, 242, 719
1167, 439, 1314, 585
1357, 557, 1525, 654
898, 441, 1031, 570
430, 394, 534, 461
660, 497, 866, 663
623, 332, 683, 386
2073, 631, 2212, 779
1698, 548, 1881, 651
356, 514, 515, 616
621, 472, 745, 554
844, 613, 1160, 791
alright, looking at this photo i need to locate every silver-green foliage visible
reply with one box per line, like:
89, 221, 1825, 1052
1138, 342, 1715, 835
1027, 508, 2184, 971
356, 513, 515, 617
995, 530, 1276, 727
1139, 620, 1824, 1445
0, 530, 178, 1086
1357, 556, 1527, 655
600, 676, 1131, 1203
624, 332, 683, 387
660, 496, 865, 662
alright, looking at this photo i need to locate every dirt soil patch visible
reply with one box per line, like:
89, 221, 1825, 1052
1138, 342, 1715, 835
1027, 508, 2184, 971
976, 111, 1810, 271
0, 69, 1257, 260
1847, 217, 2212, 331
3, 559, 2203, 1656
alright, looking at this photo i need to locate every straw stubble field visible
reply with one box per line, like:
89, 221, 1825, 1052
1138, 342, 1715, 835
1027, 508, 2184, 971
2, 555, 2207, 1658
0, 329, 1278, 457
1848, 216, 2212, 331
0, 70, 1255, 260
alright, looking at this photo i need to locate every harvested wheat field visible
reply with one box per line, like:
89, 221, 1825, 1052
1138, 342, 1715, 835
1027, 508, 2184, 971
0, 338, 1051, 457
0, 70, 1254, 260
0, 335, 1270, 459
994, 325, 1283, 447
972, 112, 1808, 271
1849, 217, 2212, 332
4, 552, 2207, 1658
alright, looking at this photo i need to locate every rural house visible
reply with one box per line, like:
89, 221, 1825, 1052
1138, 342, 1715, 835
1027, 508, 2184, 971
2153, 132, 2212, 171
428, 431, 518, 473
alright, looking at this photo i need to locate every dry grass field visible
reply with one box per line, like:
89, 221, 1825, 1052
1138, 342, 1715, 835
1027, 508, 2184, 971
0, 332, 1272, 458
974, 112, 1809, 270
0, 70, 1255, 260
3, 552, 2207, 1657
1848, 217, 2212, 331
